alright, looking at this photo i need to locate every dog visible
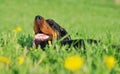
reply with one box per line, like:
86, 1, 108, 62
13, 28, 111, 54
33, 15, 120, 51
34, 15, 71, 40
32, 15, 101, 51
33, 15, 72, 49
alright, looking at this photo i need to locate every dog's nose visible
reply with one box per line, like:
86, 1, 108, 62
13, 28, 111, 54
35, 15, 43, 20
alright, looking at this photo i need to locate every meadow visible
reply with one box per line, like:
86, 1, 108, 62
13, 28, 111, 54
0, 0, 120, 74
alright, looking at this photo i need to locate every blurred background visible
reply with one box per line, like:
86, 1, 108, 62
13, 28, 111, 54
0, 0, 120, 40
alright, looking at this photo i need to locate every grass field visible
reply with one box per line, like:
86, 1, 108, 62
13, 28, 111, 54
0, 0, 120, 74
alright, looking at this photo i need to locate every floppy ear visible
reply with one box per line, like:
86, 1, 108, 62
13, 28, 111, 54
46, 19, 61, 30
46, 19, 71, 40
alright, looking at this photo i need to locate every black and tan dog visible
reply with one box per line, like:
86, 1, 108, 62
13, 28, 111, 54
33, 15, 100, 50
33, 15, 120, 51
34, 15, 71, 41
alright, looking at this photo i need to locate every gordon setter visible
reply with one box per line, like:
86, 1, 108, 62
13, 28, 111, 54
32, 15, 101, 50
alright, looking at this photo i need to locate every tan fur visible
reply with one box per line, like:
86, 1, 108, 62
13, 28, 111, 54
34, 18, 57, 39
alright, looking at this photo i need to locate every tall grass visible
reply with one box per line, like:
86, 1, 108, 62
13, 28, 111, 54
0, 0, 120, 74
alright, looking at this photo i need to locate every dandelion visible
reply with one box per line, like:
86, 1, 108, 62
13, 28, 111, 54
12, 26, 22, 33
104, 56, 116, 69
64, 55, 84, 71
18, 56, 24, 65
16, 27, 22, 32
0, 56, 11, 65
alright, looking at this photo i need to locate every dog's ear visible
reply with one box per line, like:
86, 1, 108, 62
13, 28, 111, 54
46, 19, 60, 30
46, 19, 66, 34
46, 19, 71, 40
46, 19, 60, 36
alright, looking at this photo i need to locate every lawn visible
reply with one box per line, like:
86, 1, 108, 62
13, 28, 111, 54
0, 0, 120, 74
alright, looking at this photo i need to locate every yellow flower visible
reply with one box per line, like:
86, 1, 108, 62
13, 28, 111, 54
12, 27, 22, 33
104, 56, 116, 69
0, 56, 11, 65
64, 55, 84, 71
18, 56, 24, 65
16, 27, 22, 32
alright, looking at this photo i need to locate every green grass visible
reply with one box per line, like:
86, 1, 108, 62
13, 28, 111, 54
0, 0, 120, 74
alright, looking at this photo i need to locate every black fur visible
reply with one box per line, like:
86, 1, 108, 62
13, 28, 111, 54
46, 19, 71, 41
33, 15, 120, 51
33, 15, 100, 50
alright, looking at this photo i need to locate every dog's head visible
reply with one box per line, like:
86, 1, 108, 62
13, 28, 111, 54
34, 15, 57, 41
33, 15, 71, 49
